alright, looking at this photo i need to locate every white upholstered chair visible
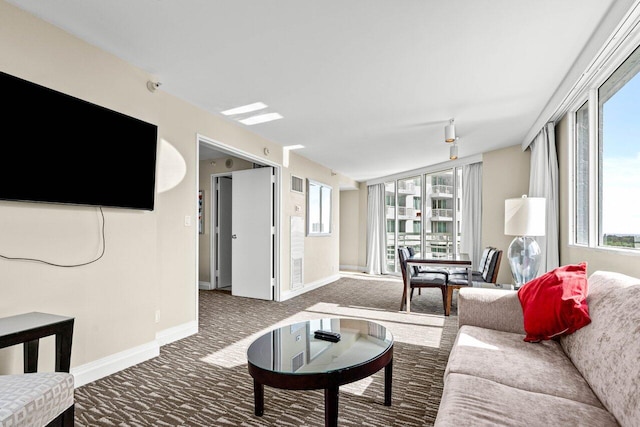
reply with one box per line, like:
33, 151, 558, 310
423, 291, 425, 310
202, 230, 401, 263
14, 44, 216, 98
0, 372, 74, 427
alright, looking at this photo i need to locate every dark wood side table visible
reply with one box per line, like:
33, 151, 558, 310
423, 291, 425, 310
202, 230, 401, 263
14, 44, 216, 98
0, 312, 74, 373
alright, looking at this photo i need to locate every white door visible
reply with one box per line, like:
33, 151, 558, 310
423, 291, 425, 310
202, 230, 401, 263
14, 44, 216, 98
217, 176, 232, 288
231, 167, 273, 300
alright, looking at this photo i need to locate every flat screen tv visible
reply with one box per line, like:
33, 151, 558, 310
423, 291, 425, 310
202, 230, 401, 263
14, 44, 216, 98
0, 71, 158, 211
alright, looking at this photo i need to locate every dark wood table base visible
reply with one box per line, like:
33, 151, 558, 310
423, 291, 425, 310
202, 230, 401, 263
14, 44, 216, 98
253, 380, 264, 416
251, 357, 393, 427
324, 385, 339, 426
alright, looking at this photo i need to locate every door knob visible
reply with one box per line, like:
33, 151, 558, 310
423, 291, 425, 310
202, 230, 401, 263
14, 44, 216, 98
232, 234, 237, 239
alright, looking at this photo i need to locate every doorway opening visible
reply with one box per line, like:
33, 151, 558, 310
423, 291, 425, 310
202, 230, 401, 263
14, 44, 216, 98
212, 175, 232, 292
196, 134, 281, 307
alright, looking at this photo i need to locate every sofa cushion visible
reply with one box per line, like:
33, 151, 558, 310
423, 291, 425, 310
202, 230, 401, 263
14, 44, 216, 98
434, 373, 619, 427
445, 325, 604, 408
458, 288, 525, 334
518, 262, 591, 342
560, 271, 640, 427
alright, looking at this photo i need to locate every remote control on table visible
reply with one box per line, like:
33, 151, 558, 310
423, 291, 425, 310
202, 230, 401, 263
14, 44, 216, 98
314, 330, 341, 342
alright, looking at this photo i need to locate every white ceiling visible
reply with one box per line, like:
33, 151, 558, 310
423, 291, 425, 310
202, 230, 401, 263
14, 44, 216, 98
7, 0, 620, 182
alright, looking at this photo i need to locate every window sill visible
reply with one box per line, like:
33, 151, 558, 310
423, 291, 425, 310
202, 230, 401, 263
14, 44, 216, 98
568, 243, 640, 256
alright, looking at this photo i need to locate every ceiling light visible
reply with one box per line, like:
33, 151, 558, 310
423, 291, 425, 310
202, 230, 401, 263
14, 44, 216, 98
221, 102, 268, 116
450, 139, 459, 160
445, 118, 456, 143
239, 112, 283, 125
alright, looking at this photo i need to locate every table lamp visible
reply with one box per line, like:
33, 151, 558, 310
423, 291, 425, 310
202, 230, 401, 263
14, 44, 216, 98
504, 195, 546, 289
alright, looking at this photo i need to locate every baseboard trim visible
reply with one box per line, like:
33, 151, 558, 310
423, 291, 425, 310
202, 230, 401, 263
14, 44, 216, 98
70, 341, 159, 388
279, 274, 340, 301
339, 264, 366, 272
199, 281, 214, 290
70, 320, 198, 388
156, 320, 198, 346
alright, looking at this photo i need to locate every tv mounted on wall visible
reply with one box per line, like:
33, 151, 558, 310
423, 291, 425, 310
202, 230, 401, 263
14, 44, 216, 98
0, 71, 158, 211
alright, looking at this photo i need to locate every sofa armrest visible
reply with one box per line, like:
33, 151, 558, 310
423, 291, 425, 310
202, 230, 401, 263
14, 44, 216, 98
458, 288, 525, 334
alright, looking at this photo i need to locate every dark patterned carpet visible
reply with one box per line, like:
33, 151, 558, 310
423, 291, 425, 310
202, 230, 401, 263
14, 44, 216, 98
74, 273, 459, 426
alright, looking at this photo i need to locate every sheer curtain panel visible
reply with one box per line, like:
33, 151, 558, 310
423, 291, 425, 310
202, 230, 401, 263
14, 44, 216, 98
528, 122, 560, 275
460, 163, 483, 268
366, 183, 387, 275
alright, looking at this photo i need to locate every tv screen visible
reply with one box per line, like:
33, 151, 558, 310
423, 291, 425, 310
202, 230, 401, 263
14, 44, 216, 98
0, 71, 158, 211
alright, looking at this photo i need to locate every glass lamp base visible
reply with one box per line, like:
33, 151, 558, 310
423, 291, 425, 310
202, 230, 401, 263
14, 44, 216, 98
507, 236, 542, 289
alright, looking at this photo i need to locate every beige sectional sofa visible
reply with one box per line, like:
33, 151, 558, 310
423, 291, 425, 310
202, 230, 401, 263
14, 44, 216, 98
434, 270, 640, 427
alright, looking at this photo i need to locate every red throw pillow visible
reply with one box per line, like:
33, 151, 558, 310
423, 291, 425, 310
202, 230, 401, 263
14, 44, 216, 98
517, 262, 591, 343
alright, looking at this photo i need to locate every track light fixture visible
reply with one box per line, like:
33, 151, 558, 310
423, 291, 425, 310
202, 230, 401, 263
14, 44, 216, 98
445, 118, 456, 143
450, 138, 459, 160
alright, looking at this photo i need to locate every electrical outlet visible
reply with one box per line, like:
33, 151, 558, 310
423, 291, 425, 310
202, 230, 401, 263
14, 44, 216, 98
155, 310, 161, 323
184, 215, 191, 226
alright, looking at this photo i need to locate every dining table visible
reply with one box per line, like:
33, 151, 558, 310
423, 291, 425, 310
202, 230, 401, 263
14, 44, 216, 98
403, 252, 472, 314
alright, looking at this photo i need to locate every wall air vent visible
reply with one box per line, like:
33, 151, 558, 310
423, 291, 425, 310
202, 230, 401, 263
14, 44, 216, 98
292, 351, 304, 372
290, 216, 304, 290
291, 175, 304, 193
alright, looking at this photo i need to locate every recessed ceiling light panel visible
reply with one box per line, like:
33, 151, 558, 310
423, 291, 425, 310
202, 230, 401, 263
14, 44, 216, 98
221, 102, 267, 116
239, 113, 283, 125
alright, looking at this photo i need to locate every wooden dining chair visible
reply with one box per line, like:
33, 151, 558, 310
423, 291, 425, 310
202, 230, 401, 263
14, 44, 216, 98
444, 248, 503, 316
448, 248, 502, 286
406, 247, 450, 277
449, 246, 495, 277
398, 247, 448, 313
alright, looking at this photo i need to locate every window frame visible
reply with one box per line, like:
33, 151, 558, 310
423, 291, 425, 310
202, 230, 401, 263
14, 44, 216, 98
423, 168, 461, 257
569, 37, 640, 253
306, 179, 332, 236
573, 100, 590, 246
382, 166, 466, 274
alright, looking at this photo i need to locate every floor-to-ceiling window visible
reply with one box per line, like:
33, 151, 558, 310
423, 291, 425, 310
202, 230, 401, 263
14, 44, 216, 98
384, 181, 396, 272
385, 168, 463, 273
398, 176, 422, 255
424, 169, 462, 256
455, 167, 462, 253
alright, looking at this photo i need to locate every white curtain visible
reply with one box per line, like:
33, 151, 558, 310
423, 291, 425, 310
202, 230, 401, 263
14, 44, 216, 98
528, 122, 560, 275
366, 183, 387, 275
460, 163, 483, 269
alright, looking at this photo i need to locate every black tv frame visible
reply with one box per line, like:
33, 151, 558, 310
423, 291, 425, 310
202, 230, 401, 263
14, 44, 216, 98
0, 71, 158, 211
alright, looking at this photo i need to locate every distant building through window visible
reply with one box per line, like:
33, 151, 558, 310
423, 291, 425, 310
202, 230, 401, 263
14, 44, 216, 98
385, 168, 463, 273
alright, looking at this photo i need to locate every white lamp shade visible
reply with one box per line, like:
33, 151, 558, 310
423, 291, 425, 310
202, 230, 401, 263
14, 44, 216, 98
504, 196, 546, 236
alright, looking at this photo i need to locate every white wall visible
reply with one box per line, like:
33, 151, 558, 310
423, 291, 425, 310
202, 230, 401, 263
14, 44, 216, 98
339, 185, 365, 271
481, 145, 531, 284
0, 0, 340, 382
282, 152, 341, 293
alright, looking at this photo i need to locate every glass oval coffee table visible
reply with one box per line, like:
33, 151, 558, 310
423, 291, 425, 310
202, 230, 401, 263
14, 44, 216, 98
247, 317, 394, 427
